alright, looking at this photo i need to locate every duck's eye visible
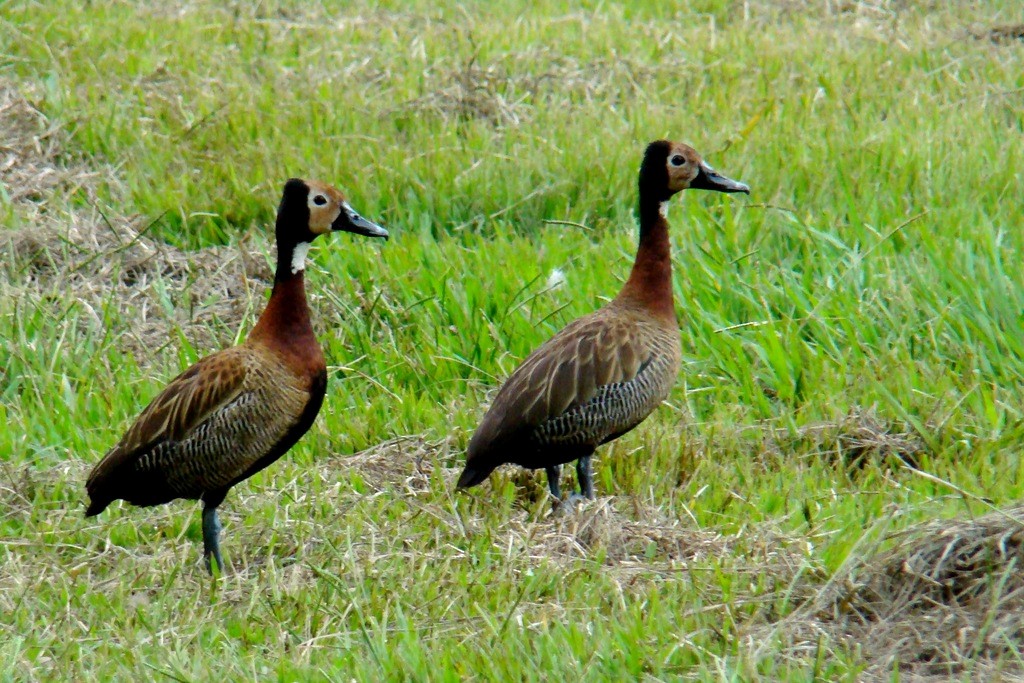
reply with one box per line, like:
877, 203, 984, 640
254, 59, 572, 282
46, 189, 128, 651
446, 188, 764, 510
670, 155, 685, 167
313, 194, 327, 206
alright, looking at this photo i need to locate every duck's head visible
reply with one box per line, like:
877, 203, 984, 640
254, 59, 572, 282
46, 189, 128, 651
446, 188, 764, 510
278, 178, 389, 242
276, 178, 388, 275
639, 140, 749, 205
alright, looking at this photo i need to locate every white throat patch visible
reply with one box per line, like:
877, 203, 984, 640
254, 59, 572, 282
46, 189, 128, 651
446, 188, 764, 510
659, 201, 670, 218
291, 242, 311, 274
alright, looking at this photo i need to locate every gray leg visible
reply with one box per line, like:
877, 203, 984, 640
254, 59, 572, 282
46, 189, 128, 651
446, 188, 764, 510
202, 504, 225, 575
545, 465, 562, 500
576, 455, 595, 500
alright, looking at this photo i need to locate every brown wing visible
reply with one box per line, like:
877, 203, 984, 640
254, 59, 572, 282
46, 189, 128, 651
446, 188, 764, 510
86, 346, 249, 495
468, 312, 650, 459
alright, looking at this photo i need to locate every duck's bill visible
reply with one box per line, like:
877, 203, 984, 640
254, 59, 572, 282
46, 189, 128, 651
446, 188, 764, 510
333, 203, 389, 239
690, 162, 750, 194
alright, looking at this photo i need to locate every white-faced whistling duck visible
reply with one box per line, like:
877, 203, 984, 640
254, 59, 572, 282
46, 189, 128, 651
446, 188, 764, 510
457, 140, 749, 504
85, 179, 388, 573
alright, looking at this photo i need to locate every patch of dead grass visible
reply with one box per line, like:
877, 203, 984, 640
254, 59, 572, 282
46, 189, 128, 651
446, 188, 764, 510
748, 0, 944, 18
794, 406, 926, 471
393, 55, 530, 128
972, 24, 1024, 44
0, 79, 273, 361
0, 81, 97, 214
388, 50, 697, 128
335, 434, 805, 577
2, 210, 273, 359
19, 433, 1021, 678
339, 435, 444, 494
765, 505, 1024, 677
325, 435, 1019, 676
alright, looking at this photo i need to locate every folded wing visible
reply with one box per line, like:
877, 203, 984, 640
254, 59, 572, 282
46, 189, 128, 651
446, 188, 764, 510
469, 314, 657, 460
86, 347, 263, 512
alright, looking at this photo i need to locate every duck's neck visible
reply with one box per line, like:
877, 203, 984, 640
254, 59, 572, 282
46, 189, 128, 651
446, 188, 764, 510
248, 240, 318, 355
617, 190, 676, 321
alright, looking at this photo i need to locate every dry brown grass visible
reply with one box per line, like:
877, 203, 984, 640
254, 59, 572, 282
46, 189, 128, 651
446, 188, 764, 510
387, 48, 701, 129
7, 413, 1022, 678
762, 504, 1024, 678
973, 23, 1024, 43
0, 79, 274, 362
325, 421, 1022, 677
388, 410, 1020, 677
1, 434, 798, 617
793, 406, 926, 471
0, 81, 95, 213
4, 211, 272, 359
392, 55, 532, 128
331, 435, 808, 597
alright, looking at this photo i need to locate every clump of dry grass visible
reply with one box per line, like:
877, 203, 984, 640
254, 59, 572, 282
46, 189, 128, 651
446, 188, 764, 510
0, 81, 96, 214
339, 435, 448, 494
0, 79, 273, 361
2, 209, 272, 359
767, 505, 1024, 677
328, 433, 815, 646
795, 406, 926, 470
339, 434, 805, 576
972, 23, 1024, 43
389, 50, 698, 128
539, 497, 734, 566
396, 55, 531, 127
756, 0, 944, 18
732, 405, 927, 476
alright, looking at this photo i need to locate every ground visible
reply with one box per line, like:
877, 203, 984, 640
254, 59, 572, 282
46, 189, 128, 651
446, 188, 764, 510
2, 1, 1024, 680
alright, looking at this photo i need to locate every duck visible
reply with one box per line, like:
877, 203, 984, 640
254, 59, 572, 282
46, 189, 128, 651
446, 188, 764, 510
457, 140, 748, 504
85, 178, 388, 573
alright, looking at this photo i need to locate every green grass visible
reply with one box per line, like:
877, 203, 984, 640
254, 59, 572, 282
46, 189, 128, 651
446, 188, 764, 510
2, 0, 1024, 679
